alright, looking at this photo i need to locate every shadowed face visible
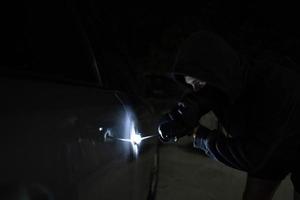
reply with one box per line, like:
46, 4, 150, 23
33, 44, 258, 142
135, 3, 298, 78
184, 76, 206, 91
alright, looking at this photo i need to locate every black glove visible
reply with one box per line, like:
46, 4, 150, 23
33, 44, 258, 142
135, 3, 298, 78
158, 92, 213, 142
158, 84, 228, 142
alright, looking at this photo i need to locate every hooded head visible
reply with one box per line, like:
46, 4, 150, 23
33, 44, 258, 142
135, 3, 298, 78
172, 31, 246, 104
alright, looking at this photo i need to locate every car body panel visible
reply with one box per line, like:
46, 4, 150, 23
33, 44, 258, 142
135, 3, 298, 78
0, 77, 156, 199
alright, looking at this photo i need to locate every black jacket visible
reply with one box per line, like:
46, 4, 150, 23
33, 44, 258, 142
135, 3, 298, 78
173, 31, 300, 179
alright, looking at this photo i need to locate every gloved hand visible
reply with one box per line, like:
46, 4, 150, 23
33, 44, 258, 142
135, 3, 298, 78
158, 92, 212, 142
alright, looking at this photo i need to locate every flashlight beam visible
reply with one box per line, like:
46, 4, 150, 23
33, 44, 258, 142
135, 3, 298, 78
140, 135, 157, 140
105, 134, 157, 143
115, 138, 132, 142
106, 135, 131, 142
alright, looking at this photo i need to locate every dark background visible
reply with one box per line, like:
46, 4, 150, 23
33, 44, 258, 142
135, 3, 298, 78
1, 1, 300, 96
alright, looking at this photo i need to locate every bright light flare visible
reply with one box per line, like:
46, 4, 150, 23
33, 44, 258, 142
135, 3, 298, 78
130, 123, 142, 145
100, 119, 157, 157
131, 132, 142, 145
129, 123, 140, 156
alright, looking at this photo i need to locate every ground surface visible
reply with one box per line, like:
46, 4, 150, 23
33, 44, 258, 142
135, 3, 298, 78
156, 137, 293, 200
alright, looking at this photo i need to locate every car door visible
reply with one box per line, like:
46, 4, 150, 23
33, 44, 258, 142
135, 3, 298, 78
0, 2, 157, 199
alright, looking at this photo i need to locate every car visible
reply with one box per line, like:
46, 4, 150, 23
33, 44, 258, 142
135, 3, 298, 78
0, 2, 158, 200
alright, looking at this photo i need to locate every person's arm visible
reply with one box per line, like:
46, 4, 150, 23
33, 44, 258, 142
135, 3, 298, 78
194, 125, 266, 172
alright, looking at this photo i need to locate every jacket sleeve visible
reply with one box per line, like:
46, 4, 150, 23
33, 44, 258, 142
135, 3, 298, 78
193, 126, 267, 172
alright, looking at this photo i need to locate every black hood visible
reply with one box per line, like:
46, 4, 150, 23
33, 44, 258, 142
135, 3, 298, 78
172, 31, 247, 103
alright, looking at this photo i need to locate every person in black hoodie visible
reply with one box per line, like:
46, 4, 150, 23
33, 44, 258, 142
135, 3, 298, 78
158, 31, 300, 200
